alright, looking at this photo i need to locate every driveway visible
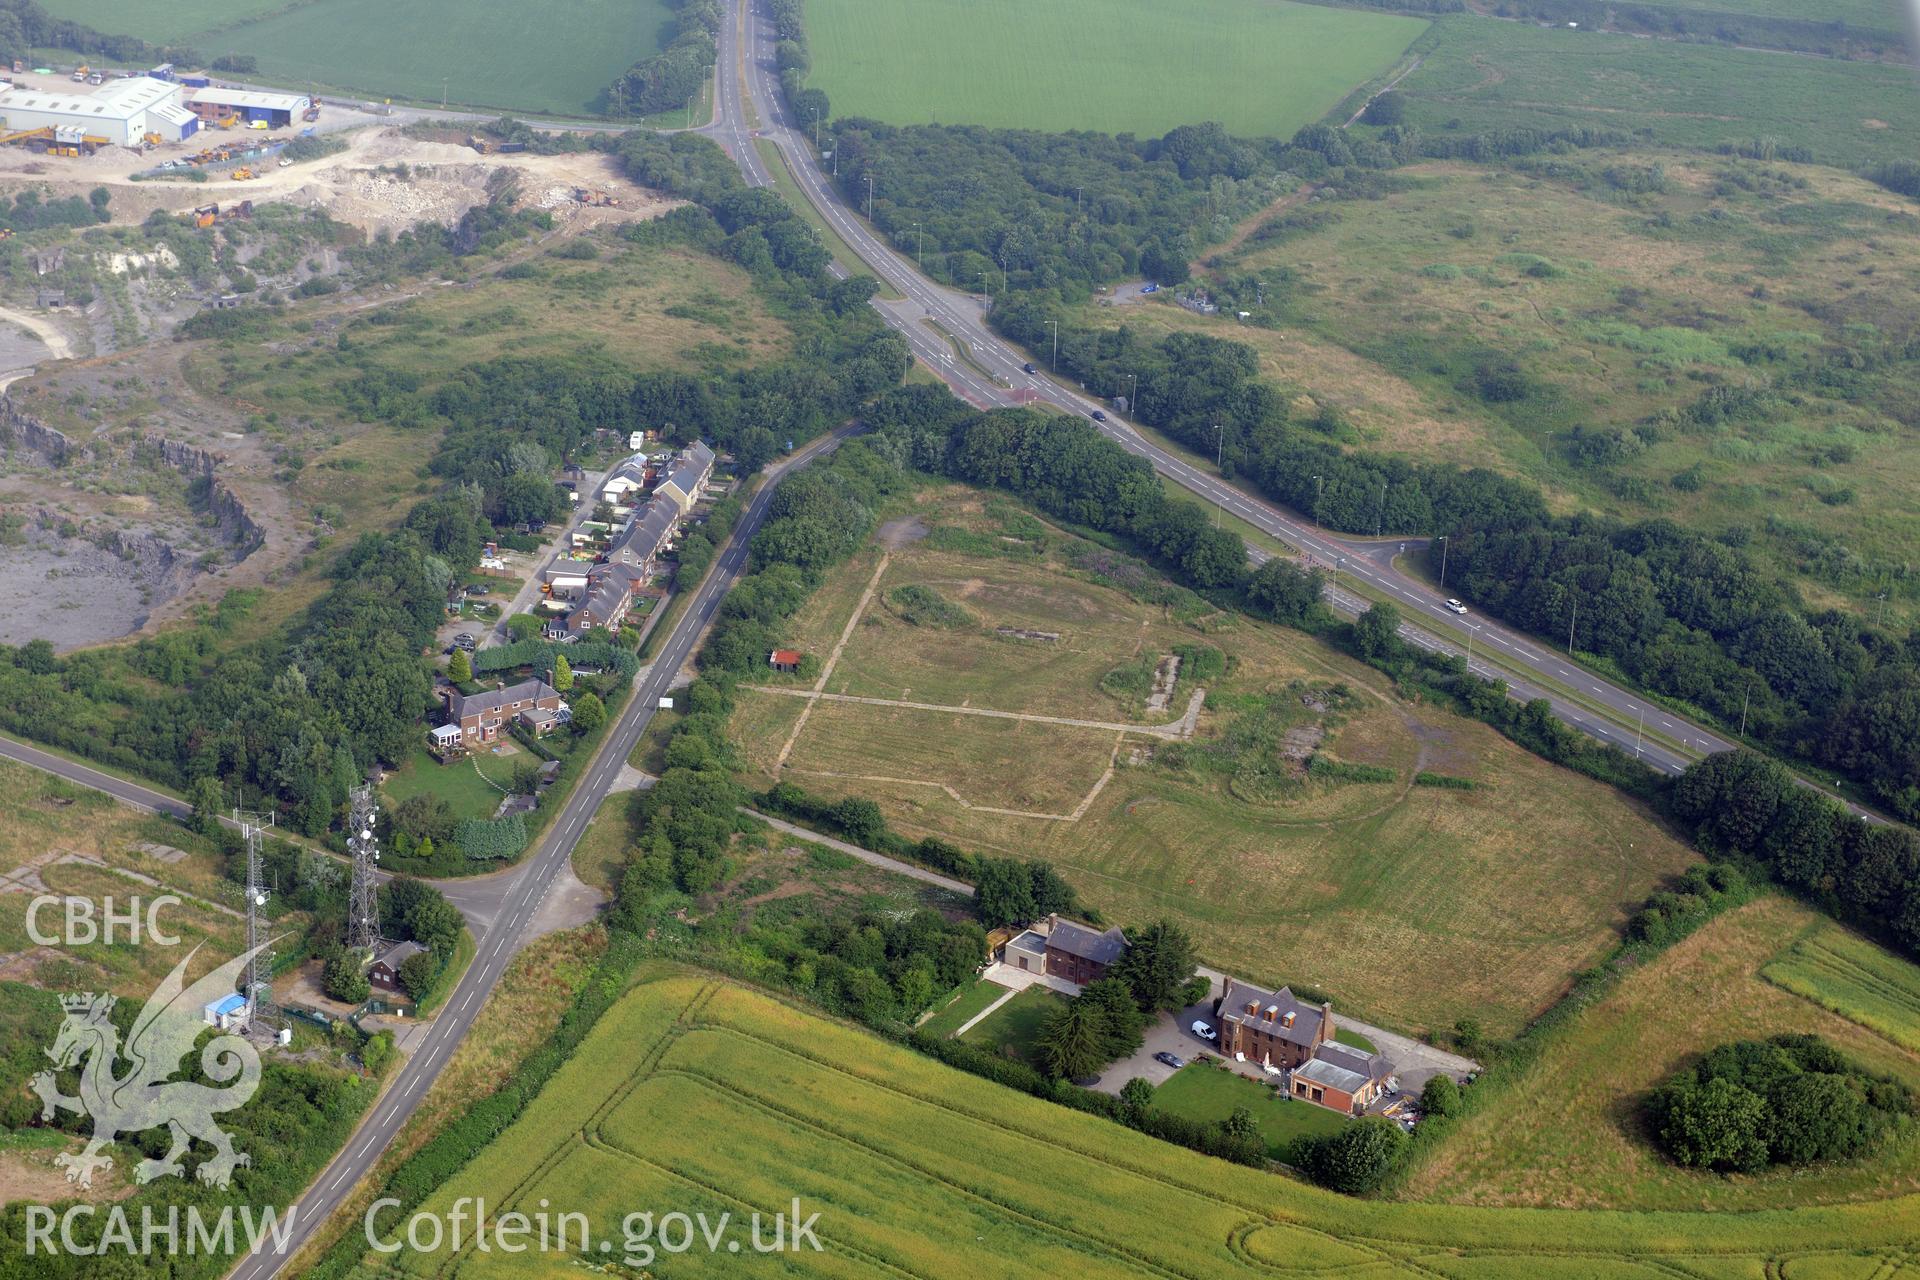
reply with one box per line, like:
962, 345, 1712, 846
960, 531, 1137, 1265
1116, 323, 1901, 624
1094, 971, 1479, 1097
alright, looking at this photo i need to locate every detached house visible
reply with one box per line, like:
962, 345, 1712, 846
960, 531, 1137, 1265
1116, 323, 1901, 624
1001, 914, 1129, 986
1215, 978, 1398, 1113
445, 678, 562, 747
1214, 980, 1332, 1072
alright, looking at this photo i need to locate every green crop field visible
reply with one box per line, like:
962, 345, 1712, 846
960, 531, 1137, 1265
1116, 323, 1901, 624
38, 0, 670, 115
1390, 17, 1920, 168
733, 486, 1699, 1037
805, 0, 1427, 137
1189, 151, 1920, 621
1406, 896, 1920, 1210
1765, 921, 1920, 1054
355, 970, 1920, 1276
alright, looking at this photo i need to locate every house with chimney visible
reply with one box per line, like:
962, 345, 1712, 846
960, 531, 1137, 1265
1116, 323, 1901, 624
1213, 977, 1397, 1113
1002, 914, 1129, 986
654, 441, 715, 515
442, 678, 562, 748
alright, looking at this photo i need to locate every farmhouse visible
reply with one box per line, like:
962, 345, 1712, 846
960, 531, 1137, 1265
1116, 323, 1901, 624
654, 441, 716, 515
369, 940, 425, 990
0, 76, 199, 146
1214, 979, 1331, 1071
444, 678, 562, 747
1214, 978, 1399, 1112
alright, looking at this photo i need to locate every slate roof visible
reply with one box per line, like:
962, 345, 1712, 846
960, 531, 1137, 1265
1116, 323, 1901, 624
1313, 1042, 1393, 1085
1045, 915, 1129, 967
1293, 1057, 1368, 1095
374, 940, 426, 970
608, 499, 676, 563
1217, 979, 1326, 1048
449, 678, 557, 721
658, 441, 714, 501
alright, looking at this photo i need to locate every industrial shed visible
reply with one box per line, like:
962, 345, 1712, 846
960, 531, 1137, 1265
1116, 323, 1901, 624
186, 88, 310, 128
0, 76, 197, 146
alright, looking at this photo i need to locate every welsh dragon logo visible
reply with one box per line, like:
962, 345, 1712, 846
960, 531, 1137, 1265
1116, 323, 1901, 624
31, 942, 270, 1190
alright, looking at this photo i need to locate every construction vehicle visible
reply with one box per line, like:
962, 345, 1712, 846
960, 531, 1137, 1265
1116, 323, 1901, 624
572, 187, 619, 208
222, 199, 252, 221
70, 64, 88, 82
214, 112, 239, 130
0, 126, 52, 150
190, 203, 219, 228
230, 165, 256, 181
142, 130, 164, 147
468, 134, 495, 154
302, 102, 319, 122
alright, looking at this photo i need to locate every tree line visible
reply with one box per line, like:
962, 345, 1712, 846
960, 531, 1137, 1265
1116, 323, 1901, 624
604, 0, 719, 118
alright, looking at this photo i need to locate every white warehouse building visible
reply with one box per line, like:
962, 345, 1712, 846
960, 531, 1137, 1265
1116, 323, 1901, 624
0, 76, 198, 147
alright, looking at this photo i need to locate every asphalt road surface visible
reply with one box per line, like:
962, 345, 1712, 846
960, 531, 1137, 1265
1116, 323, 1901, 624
698, 0, 1880, 822
219, 427, 852, 1279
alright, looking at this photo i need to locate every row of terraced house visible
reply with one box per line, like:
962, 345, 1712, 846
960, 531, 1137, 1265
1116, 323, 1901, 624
539, 441, 715, 639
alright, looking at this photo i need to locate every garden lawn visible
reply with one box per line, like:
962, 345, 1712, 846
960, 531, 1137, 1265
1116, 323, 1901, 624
1151, 1061, 1350, 1163
959, 983, 1067, 1067
381, 746, 507, 823
919, 976, 1015, 1039
806, 0, 1426, 137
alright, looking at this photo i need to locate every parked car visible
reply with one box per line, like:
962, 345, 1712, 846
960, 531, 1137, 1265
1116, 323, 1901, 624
454, 632, 476, 649
1444, 598, 1469, 615
1141, 282, 1159, 294
1153, 1051, 1185, 1069
1022, 362, 1036, 374
1190, 1020, 1217, 1042
1090, 410, 1107, 422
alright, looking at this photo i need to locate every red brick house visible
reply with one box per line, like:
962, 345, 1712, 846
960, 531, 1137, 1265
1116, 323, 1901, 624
1040, 914, 1129, 985
1290, 1042, 1394, 1113
1214, 980, 1331, 1072
445, 678, 561, 748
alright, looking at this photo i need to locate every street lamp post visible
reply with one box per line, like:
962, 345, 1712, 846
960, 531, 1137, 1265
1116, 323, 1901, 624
1465, 623, 1482, 671
1127, 373, 1138, 416
1375, 482, 1386, 538
1312, 475, 1323, 532
911, 221, 923, 267
1438, 535, 1450, 589
1047, 319, 1059, 373
1567, 596, 1577, 655
863, 172, 874, 222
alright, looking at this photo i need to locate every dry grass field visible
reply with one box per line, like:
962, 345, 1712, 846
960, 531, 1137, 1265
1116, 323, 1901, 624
1181, 151, 1920, 617
355, 971, 1920, 1277
1404, 896, 1920, 1211
0, 759, 267, 997
734, 486, 1698, 1036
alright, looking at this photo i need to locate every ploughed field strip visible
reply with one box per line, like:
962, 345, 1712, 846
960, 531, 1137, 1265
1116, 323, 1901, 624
375, 974, 1920, 1278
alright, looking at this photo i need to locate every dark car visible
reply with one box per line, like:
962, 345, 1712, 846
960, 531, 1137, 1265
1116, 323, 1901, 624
1091, 410, 1107, 422
1153, 1051, 1185, 1069
1022, 362, 1036, 374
